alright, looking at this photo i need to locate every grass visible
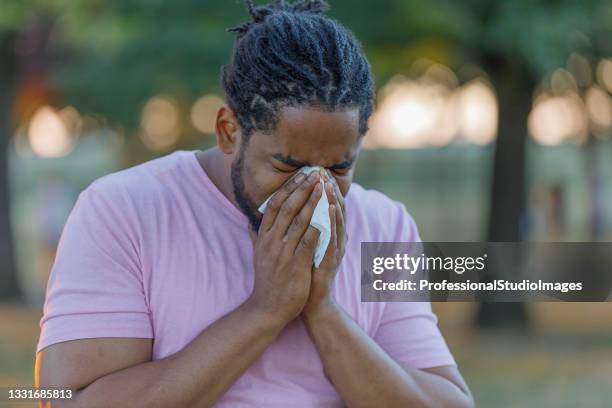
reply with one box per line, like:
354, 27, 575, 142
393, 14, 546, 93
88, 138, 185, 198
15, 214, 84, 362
454, 332, 612, 407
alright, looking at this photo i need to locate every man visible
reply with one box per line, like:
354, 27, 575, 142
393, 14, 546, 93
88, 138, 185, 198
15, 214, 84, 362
36, 1, 474, 407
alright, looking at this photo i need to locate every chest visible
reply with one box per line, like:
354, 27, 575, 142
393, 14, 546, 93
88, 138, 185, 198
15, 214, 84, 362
143, 220, 379, 360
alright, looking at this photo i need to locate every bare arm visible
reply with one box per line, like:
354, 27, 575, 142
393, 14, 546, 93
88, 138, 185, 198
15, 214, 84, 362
303, 302, 474, 408
301, 172, 474, 408
36, 171, 324, 408
36, 298, 286, 408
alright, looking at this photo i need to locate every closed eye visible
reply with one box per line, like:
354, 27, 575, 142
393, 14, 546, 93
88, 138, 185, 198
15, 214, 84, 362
272, 166, 298, 174
330, 165, 353, 175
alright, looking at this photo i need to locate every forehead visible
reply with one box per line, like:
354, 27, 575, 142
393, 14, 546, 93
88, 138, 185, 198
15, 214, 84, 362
255, 106, 361, 164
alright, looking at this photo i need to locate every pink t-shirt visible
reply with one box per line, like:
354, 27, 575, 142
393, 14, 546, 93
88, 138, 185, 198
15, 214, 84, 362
37, 150, 455, 407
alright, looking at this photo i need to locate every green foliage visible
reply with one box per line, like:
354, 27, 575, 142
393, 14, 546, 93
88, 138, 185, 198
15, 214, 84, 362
2, 0, 610, 129
46, 0, 243, 127
483, 0, 612, 75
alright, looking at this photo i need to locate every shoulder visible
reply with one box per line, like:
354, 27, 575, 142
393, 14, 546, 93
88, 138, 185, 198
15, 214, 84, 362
71, 151, 192, 239
345, 182, 421, 242
84, 150, 189, 205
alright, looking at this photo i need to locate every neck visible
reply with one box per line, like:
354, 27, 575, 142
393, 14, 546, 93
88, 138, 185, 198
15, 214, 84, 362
195, 147, 240, 209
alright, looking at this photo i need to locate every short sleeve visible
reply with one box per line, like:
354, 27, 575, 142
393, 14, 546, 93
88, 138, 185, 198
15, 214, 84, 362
373, 201, 456, 369
36, 182, 153, 354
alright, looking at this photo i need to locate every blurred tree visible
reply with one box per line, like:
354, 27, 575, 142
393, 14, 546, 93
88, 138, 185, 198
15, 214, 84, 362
49, 0, 241, 132
0, 0, 240, 301
0, 0, 610, 311
475, 0, 610, 328
334, 0, 611, 328
0, 30, 20, 300
0, 9, 56, 301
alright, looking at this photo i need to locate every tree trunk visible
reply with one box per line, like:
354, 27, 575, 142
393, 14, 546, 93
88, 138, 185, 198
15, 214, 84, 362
585, 136, 604, 240
476, 56, 533, 330
0, 31, 22, 301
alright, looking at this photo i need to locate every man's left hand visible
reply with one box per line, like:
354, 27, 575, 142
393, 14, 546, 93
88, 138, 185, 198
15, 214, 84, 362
302, 170, 347, 318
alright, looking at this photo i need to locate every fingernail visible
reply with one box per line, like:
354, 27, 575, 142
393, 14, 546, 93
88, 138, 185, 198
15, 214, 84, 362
294, 173, 305, 183
308, 172, 319, 182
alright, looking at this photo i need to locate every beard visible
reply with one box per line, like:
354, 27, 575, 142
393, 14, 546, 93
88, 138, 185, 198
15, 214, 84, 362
231, 144, 263, 233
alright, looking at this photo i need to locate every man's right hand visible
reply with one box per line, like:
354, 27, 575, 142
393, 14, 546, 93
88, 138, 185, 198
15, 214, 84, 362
248, 169, 323, 324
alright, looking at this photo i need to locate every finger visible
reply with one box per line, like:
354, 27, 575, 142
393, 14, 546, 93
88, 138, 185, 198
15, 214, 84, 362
270, 171, 320, 239
329, 203, 337, 253
330, 176, 346, 216
283, 181, 322, 251
321, 174, 345, 252
260, 171, 308, 233
324, 178, 335, 206
329, 179, 346, 236
323, 170, 345, 216
321, 170, 333, 199
316, 204, 336, 270
335, 200, 346, 252
294, 225, 320, 264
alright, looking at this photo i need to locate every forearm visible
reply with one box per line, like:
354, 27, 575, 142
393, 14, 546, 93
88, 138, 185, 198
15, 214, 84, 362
58, 298, 285, 408
303, 303, 471, 408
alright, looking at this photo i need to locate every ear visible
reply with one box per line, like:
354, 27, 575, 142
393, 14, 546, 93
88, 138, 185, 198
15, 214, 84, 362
215, 104, 241, 154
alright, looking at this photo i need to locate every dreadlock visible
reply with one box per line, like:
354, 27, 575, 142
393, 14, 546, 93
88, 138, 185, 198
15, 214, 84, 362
221, 0, 374, 143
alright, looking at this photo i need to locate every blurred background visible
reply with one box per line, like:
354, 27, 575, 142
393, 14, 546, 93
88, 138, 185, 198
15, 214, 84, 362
1, 0, 611, 407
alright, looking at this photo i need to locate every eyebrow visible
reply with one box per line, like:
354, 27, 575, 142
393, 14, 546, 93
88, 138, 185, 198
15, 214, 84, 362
271, 153, 356, 170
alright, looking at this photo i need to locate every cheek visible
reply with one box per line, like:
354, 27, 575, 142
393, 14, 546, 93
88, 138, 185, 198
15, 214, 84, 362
240, 144, 294, 204
248, 164, 294, 201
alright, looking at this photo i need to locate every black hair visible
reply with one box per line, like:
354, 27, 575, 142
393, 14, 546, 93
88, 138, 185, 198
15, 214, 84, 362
221, 0, 374, 142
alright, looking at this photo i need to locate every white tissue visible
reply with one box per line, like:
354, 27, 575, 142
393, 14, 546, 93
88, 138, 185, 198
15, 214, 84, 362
258, 166, 331, 268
